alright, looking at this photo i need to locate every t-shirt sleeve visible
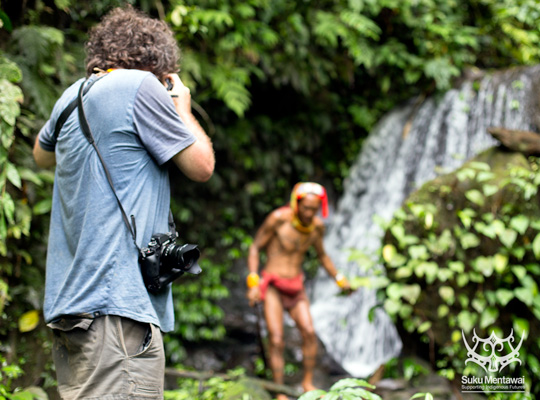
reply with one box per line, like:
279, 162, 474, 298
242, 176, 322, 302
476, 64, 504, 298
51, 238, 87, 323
133, 75, 196, 165
38, 119, 56, 152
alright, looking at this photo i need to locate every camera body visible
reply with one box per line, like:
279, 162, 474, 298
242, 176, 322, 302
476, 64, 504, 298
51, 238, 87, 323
139, 232, 201, 293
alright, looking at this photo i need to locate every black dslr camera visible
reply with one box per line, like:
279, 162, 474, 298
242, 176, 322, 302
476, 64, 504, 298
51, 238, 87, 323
139, 233, 202, 293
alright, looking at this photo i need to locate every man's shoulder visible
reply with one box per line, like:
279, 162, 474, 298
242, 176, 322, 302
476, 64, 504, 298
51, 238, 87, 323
269, 206, 293, 222
313, 216, 326, 234
262, 207, 292, 230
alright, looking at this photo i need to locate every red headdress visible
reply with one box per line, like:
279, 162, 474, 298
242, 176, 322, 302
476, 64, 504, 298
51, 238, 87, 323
289, 182, 329, 218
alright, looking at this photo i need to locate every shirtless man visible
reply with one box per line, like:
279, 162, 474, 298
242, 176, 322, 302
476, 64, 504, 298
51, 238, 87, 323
246, 182, 350, 398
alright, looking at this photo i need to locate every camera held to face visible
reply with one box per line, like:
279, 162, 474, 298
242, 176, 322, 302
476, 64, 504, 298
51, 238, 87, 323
139, 232, 201, 293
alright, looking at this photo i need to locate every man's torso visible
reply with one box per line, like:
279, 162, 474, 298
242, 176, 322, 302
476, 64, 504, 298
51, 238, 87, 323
264, 207, 321, 278
39, 69, 195, 331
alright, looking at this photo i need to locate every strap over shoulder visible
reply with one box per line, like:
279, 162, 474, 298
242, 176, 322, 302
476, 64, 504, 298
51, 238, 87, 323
51, 77, 101, 145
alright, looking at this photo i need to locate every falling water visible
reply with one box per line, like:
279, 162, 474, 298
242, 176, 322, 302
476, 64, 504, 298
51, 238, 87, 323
310, 65, 540, 377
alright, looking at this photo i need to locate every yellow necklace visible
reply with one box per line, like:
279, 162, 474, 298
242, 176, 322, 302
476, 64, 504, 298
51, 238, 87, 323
292, 214, 315, 233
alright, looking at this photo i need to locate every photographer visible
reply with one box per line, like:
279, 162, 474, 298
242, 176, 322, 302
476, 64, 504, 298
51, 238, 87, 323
33, 6, 214, 399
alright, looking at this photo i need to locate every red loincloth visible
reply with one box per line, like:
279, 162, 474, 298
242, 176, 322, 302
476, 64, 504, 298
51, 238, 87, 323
259, 271, 307, 310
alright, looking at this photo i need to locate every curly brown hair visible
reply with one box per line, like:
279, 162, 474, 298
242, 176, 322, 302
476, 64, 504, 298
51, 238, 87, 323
85, 5, 179, 81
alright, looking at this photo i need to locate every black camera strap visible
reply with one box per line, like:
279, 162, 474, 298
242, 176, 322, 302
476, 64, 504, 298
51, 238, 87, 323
76, 79, 141, 252
52, 77, 101, 144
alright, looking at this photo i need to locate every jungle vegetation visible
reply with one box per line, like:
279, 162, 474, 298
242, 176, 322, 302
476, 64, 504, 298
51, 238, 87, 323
1, 0, 540, 398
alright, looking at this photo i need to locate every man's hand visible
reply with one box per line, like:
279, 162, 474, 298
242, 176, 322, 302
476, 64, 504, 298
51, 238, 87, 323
336, 274, 353, 295
246, 286, 261, 307
166, 73, 215, 182
163, 73, 192, 117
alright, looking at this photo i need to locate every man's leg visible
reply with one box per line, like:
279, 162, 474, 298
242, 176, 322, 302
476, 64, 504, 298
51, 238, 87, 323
263, 286, 288, 400
289, 299, 318, 392
50, 315, 164, 399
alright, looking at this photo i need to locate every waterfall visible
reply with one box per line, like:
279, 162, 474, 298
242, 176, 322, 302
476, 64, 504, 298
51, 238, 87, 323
310, 65, 540, 377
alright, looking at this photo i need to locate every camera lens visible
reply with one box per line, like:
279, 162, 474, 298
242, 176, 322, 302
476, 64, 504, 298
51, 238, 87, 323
162, 243, 199, 271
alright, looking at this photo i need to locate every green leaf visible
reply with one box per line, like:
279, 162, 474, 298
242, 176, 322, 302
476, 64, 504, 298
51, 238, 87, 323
382, 244, 397, 263
10, 392, 34, 400
473, 221, 497, 239
469, 161, 490, 171
6, 162, 21, 189
448, 261, 464, 273
515, 287, 533, 306
416, 262, 438, 284
457, 208, 476, 228
330, 378, 375, 391
512, 265, 527, 281
482, 184, 498, 197
18, 167, 43, 185
438, 304, 449, 318
408, 245, 428, 260
465, 189, 484, 206
513, 318, 529, 337
480, 307, 498, 329
298, 390, 326, 400
2, 192, 15, 224
439, 286, 455, 305
54, 0, 71, 10
493, 253, 508, 274
401, 284, 421, 305
410, 394, 433, 400
512, 246, 526, 261
386, 283, 402, 300
499, 229, 517, 248
0, 55, 21, 82
510, 215, 529, 235
417, 321, 432, 334
457, 310, 477, 333
476, 171, 495, 182
496, 289, 514, 306
390, 224, 405, 244
32, 198, 52, 215
460, 232, 480, 249
532, 233, 540, 259
456, 274, 469, 287
472, 256, 493, 277
472, 297, 486, 313
437, 268, 453, 282
321, 393, 340, 400
457, 168, 476, 182
384, 298, 402, 315
394, 266, 413, 279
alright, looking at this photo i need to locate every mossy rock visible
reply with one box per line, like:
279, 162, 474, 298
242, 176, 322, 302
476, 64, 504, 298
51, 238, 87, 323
383, 146, 540, 351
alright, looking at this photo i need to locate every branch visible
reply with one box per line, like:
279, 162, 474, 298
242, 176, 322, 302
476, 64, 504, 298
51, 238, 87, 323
165, 368, 303, 397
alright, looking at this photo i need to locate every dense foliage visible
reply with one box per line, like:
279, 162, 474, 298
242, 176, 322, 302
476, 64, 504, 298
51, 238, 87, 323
2, 0, 540, 396
377, 149, 540, 396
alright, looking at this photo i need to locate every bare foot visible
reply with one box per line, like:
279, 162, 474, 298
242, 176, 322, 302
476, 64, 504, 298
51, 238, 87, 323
302, 382, 318, 392
276, 394, 289, 400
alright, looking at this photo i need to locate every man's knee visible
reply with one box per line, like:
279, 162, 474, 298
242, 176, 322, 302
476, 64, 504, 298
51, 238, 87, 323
300, 326, 317, 343
269, 333, 285, 350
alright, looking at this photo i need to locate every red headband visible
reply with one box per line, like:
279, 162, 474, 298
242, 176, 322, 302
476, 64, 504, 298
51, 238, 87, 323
290, 182, 329, 218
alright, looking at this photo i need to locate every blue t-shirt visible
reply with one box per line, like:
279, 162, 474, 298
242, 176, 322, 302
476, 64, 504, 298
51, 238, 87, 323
39, 69, 196, 332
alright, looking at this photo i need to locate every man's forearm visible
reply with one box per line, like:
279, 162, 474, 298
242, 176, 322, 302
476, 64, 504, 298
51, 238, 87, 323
247, 245, 260, 274
320, 254, 338, 278
178, 110, 212, 149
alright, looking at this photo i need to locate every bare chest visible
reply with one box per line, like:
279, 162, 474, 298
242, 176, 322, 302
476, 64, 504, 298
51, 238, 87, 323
272, 223, 315, 254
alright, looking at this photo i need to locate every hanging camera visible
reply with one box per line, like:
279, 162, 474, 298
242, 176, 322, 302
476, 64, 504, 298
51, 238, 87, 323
139, 233, 202, 293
